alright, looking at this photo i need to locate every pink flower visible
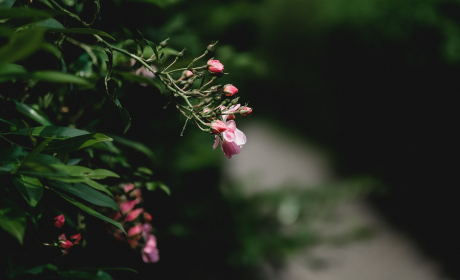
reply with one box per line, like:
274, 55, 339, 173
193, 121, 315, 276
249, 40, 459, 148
54, 214, 65, 228
207, 59, 224, 73
211, 120, 228, 134
120, 200, 137, 213
222, 104, 240, 122
142, 234, 159, 263
240, 106, 253, 117
122, 183, 135, 193
213, 120, 246, 159
125, 208, 144, 222
58, 234, 73, 249
143, 212, 153, 222
70, 233, 81, 244
127, 223, 143, 237
223, 84, 238, 97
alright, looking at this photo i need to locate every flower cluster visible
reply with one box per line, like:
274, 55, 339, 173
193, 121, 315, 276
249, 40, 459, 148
127, 41, 252, 159
107, 183, 159, 263
52, 214, 81, 255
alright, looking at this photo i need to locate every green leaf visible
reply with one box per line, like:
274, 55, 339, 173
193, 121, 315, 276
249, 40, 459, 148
49, 182, 120, 212
145, 39, 159, 63
0, 8, 63, 19
15, 102, 53, 126
54, 190, 125, 234
0, 147, 28, 164
0, 63, 27, 82
30, 71, 93, 86
146, 181, 170, 195
0, 0, 16, 8
45, 28, 115, 41
0, 27, 44, 64
34, 18, 65, 29
21, 120, 37, 147
10, 126, 89, 139
0, 197, 26, 244
120, 107, 131, 135
84, 179, 113, 197
12, 175, 43, 207
18, 163, 119, 180
58, 270, 114, 280
45, 133, 112, 153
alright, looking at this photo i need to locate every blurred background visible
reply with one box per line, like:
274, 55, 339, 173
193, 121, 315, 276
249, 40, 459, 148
8, 0, 460, 279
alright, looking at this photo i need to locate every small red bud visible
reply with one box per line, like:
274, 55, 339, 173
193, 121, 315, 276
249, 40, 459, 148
223, 84, 238, 97
70, 233, 81, 244
227, 114, 235, 120
240, 106, 253, 117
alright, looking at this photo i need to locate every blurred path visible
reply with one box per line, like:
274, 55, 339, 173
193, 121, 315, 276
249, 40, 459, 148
224, 120, 449, 280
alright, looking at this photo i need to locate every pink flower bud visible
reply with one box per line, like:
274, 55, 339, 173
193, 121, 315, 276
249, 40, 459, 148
71, 233, 81, 244
223, 84, 238, 97
240, 106, 253, 117
211, 120, 228, 134
54, 214, 65, 228
184, 70, 194, 78
207, 59, 224, 73
125, 208, 144, 222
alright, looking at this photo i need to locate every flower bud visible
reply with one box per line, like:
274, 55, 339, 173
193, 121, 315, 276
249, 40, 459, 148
223, 84, 238, 97
159, 38, 169, 48
240, 106, 253, 117
227, 114, 235, 120
207, 59, 224, 74
60, 240, 73, 249
54, 214, 65, 228
207, 43, 215, 52
182, 70, 194, 78
211, 120, 228, 134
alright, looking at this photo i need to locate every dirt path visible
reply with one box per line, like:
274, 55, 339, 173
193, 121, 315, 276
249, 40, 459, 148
224, 120, 449, 280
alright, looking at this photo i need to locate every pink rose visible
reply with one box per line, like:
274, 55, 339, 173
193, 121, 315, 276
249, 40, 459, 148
120, 200, 137, 213
213, 119, 246, 159
142, 234, 159, 263
54, 214, 65, 228
207, 59, 224, 73
223, 84, 238, 97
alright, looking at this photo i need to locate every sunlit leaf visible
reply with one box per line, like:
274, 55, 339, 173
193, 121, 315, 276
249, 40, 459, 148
12, 175, 43, 207
45, 133, 112, 153
34, 18, 65, 29
53, 190, 125, 234
49, 181, 120, 212
15, 102, 53, 126
10, 126, 89, 139
84, 179, 113, 197
0, 0, 16, 8
18, 163, 119, 180
30, 71, 93, 86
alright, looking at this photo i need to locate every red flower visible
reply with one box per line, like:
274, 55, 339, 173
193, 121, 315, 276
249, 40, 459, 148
54, 214, 65, 228
207, 59, 224, 73
71, 233, 81, 244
